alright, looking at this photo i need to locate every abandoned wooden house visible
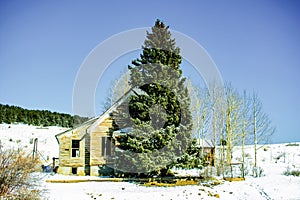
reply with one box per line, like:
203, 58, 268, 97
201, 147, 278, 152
55, 90, 133, 176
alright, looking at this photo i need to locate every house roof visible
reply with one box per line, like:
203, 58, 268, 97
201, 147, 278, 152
87, 88, 134, 133
55, 88, 136, 141
55, 117, 98, 136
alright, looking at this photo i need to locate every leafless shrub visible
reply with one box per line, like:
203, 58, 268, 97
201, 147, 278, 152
0, 145, 43, 199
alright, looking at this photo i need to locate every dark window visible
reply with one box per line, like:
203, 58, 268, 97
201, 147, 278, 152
72, 140, 80, 157
72, 140, 80, 148
72, 167, 77, 174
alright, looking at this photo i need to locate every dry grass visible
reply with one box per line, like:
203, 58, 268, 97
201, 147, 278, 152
45, 178, 123, 183
223, 177, 245, 182
144, 179, 199, 187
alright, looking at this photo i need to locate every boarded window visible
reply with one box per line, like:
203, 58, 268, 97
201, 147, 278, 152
101, 137, 106, 156
101, 137, 112, 156
72, 140, 80, 157
106, 138, 112, 156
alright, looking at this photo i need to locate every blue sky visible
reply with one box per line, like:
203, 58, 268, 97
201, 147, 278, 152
0, 0, 299, 143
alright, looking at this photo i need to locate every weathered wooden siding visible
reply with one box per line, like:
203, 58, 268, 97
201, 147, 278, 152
56, 117, 114, 176
90, 118, 112, 166
57, 131, 85, 168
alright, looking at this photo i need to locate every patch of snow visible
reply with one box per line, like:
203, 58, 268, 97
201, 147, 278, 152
171, 167, 203, 177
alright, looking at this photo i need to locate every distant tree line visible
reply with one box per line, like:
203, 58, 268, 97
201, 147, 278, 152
0, 104, 89, 128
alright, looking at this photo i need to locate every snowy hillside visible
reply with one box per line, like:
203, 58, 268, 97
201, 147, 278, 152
0, 123, 69, 165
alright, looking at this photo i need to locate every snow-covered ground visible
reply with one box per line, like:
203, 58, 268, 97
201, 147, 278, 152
1, 124, 300, 199
41, 170, 300, 200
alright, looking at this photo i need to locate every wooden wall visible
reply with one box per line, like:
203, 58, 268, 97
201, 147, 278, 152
57, 132, 85, 168
57, 117, 113, 176
90, 118, 113, 166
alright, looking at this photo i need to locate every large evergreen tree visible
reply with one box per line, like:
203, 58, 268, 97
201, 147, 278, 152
110, 20, 194, 176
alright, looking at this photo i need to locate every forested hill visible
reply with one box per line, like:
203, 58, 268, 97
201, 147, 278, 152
0, 104, 90, 128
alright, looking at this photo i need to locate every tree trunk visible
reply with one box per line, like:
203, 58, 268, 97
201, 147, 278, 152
212, 110, 217, 176
253, 97, 258, 177
242, 135, 245, 178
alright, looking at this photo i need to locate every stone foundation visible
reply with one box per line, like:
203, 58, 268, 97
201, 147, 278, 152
57, 166, 86, 176
90, 166, 99, 176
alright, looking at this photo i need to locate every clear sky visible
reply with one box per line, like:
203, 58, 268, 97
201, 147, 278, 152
0, 0, 299, 143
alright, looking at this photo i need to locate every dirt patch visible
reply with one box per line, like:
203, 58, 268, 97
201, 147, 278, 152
144, 179, 199, 187
224, 177, 245, 182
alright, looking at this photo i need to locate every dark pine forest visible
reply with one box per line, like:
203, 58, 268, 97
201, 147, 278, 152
0, 104, 89, 128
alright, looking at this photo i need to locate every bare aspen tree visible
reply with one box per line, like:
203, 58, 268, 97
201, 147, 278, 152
215, 92, 226, 177
240, 90, 251, 178
112, 70, 131, 102
103, 70, 131, 110
251, 92, 275, 177
199, 88, 210, 156
208, 82, 226, 176
224, 84, 243, 177
187, 81, 210, 155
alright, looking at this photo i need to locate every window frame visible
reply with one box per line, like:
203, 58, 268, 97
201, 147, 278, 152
71, 140, 80, 158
